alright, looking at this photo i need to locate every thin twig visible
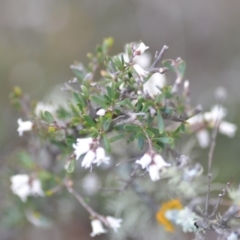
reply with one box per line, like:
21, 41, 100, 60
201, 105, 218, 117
204, 104, 221, 215
65, 181, 108, 225
149, 45, 169, 71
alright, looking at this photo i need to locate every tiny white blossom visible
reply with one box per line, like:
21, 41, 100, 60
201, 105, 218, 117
94, 147, 110, 166
184, 80, 189, 90
11, 174, 44, 202
148, 164, 160, 181
148, 154, 171, 181
73, 138, 93, 160
153, 154, 171, 169
17, 118, 33, 136
96, 109, 106, 116
219, 121, 237, 137
204, 105, 227, 125
133, 64, 149, 78
81, 150, 96, 169
143, 73, 166, 97
135, 153, 152, 169
134, 52, 152, 69
134, 42, 149, 55
106, 216, 122, 232
90, 219, 107, 237
196, 129, 210, 148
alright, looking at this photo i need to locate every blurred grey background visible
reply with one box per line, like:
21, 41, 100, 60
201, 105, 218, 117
1, 0, 240, 239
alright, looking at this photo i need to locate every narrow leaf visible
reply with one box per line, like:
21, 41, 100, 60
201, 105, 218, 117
157, 110, 164, 134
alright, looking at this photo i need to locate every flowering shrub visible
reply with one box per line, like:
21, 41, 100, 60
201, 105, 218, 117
8, 38, 240, 240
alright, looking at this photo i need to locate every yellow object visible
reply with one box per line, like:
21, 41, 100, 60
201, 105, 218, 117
156, 199, 183, 232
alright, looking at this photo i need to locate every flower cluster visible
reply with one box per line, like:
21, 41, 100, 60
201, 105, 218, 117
10, 39, 240, 239
90, 216, 122, 237
187, 105, 237, 148
136, 152, 171, 181
10, 174, 44, 202
72, 138, 110, 169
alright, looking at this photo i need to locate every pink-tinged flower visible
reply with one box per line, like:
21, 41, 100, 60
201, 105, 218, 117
135, 153, 152, 169
133, 64, 149, 78
134, 42, 149, 55
90, 219, 107, 237
72, 138, 93, 160
106, 216, 122, 232
17, 118, 33, 136
10, 174, 44, 202
96, 109, 106, 116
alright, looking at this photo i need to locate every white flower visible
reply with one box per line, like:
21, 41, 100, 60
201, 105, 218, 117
81, 147, 110, 169
184, 80, 189, 90
96, 109, 106, 116
17, 118, 33, 136
136, 153, 152, 169
136, 153, 171, 182
72, 138, 93, 160
187, 113, 204, 126
153, 154, 171, 169
94, 147, 110, 166
196, 129, 210, 148
148, 164, 160, 181
134, 52, 152, 69
204, 105, 227, 125
148, 154, 171, 181
106, 216, 122, 232
133, 64, 149, 78
134, 42, 149, 55
90, 219, 107, 237
219, 121, 237, 137
10, 174, 44, 202
143, 73, 166, 97
82, 150, 96, 169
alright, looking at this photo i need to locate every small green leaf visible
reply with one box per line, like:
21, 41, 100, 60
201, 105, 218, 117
157, 110, 164, 134
83, 115, 95, 127
81, 85, 89, 97
66, 137, 75, 147
73, 92, 86, 107
154, 137, 173, 144
162, 59, 175, 72
103, 134, 111, 152
44, 111, 54, 123
180, 123, 186, 132
103, 118, 112, 131
66, 160, 75, 173
91, 95, 108, 108
176, 58, 186, 79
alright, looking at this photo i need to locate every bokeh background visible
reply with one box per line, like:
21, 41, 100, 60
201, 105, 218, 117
1, 0, 240, 239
